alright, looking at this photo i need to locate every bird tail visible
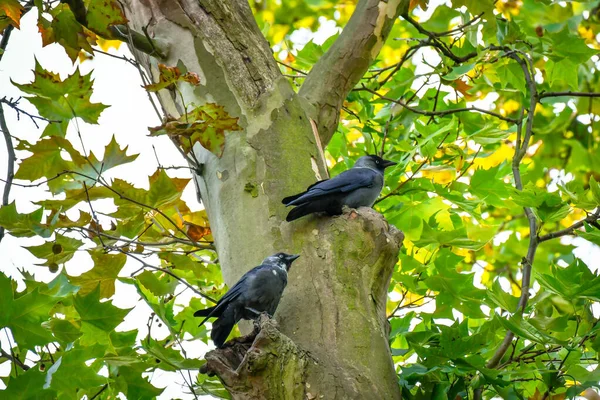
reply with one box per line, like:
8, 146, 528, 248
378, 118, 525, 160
211, 311, 236, 348
193, 306, 216, 318
283, 180, 328, 206
286, 203, 318, 222
194, 305, 220, 327
282, 192, 306, 205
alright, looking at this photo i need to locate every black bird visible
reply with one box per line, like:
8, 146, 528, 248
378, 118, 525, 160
282, 155, 396, 221
194, 252, 300, 348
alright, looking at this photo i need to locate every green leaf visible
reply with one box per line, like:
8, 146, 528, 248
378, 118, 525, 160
44, 344, 106, 396
73, 285, 132, 331
498, 314, 564, 345
143, 338, 205, 371
536, 259, 600, 301
136, 270, 178, 297
0, 202, 50, 238
486, 279, 519, 312
25, 233, 83, 267
12, 62, 109, 123
69, 251, 126, 298
49, 319, 82, 343
443, 63, 475, 81
2, 368, 57, 400
0, 273, 57, 349
589, 176, 600, 205
117, 364, 164, 399
86, 0, 128, 37
549, 27, 598, 63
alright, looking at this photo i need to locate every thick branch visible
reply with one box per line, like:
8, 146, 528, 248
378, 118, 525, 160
299, 0, 405, 146
200, 314, 309, 400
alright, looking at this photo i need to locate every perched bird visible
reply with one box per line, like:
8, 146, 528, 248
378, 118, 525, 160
194, 252, 300, 348
282, 155, 396, 222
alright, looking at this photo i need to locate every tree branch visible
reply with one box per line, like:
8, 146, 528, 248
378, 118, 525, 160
538, 209, 600, 242
357, 84, 519, 123
0, 347, 30, 371
539, 91, 600, 99
486, 50, 539, 370
0, 97, 15, 244
299, 0, 406, 146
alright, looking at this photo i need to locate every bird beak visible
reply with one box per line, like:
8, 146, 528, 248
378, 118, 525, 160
286, 254, 300, 263
382, 159, 397, 169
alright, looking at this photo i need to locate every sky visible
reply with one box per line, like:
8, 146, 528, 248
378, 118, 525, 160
1, 2, 599, 399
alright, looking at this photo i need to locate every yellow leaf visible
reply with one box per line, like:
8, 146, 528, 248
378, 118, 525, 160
421, 168, 455, 184
473, 144, 514, 169
501, 99, 521, 114
97, 37, 122, 52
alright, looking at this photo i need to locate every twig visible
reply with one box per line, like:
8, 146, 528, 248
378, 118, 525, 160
401, 13, 478, 63
539, 91, 600, 99
0, 347, 30, 371
357, 84, 518, 123
73, 226, 213, 249
90, 384, 108, 400
435, 13, 484, 37
276, 60, 308, 76
377, 129, 453, 203
0, 103, 15, 243
0, 97, 60, 129
538, 209, 600, 242
124, 250, 217, 303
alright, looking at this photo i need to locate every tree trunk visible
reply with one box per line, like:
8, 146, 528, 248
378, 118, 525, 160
122, 0, 404, 398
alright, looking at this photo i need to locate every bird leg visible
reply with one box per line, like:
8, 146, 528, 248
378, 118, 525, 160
245, 307, 262, 317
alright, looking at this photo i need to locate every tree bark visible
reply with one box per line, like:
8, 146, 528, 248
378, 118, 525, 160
122, 0, 404, 398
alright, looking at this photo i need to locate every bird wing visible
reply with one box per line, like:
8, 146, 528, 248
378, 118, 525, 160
195, 266, 260, 326
244, 265, 287, 315
285, 168, 377, 206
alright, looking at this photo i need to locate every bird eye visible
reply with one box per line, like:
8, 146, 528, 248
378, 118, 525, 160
376, 160, 380, 164
278, 254, 284, 259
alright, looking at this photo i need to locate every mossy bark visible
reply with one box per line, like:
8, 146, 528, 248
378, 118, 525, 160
122, 0, 404, 398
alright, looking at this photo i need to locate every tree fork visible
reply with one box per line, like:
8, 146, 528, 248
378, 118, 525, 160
122, 0, 404, 398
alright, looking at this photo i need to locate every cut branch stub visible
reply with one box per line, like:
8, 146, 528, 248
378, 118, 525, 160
201, 314, 309, 400
278, 207, 404, 400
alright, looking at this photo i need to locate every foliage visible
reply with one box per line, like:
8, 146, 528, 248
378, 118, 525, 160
0, 0, 600, 399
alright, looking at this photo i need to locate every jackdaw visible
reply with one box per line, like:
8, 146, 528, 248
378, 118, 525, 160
194, 252, 300, 348
282, 155, 396, 221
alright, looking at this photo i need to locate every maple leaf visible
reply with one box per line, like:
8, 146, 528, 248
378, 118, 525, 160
12, 60, 109, 123
144, 63, 201, 92
86, 0, 128, 38
0, 0, 23, 29
149, 103, 242, 157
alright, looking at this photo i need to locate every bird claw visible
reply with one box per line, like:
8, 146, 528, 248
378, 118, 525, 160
252, 312, 273, 331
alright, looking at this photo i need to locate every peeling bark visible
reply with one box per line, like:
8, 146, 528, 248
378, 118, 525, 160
122, 0, 404, 398
299, 0, 405, 146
